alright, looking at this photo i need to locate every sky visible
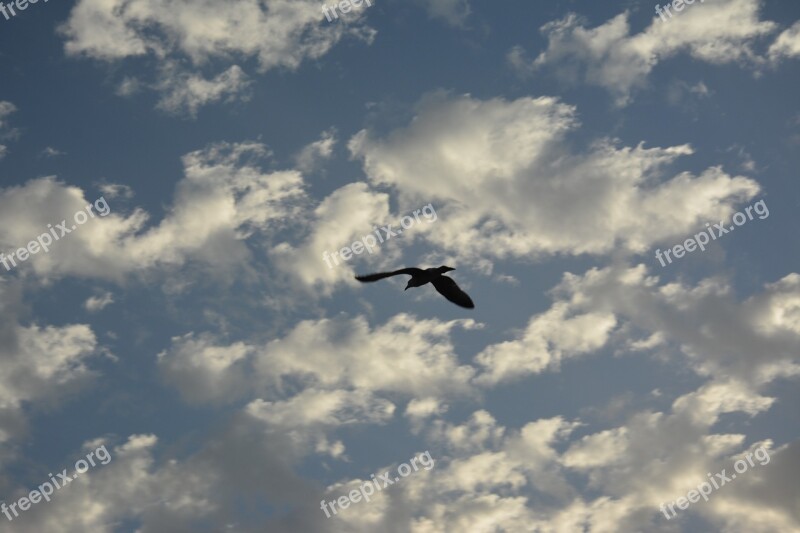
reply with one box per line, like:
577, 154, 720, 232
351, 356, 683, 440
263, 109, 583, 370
0, 0, 799, 531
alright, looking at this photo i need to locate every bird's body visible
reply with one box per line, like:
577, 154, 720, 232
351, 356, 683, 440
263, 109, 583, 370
355, 266, 475, 308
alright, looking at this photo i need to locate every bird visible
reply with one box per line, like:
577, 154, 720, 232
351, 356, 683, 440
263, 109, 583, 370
355, 266, 475, 308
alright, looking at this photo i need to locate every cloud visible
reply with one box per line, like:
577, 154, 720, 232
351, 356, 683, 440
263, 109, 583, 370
7, 263, 797, 531
417, 0, 471, 27
383, 414, 579, 531
517, 0, 777, 104
155, 64, 252, 117
0, 141, 306, 282
0, 423, 319, 532
769, 20, 800, 62
294, 128, 337, 174
247, 388, 395, 457
665, 79, 713, 109
405, 397, 448, 433
560, 265, 800, 383
60, 0, 377, 114
476, 264, 800, 387
39, 147, 66, 158
358, 386, 794, 532
0, 100, 17, 159
158, 313, 480, 406
84, 291, 114, 312
157, 333, 253, 405
0, 280, 101, 446
475, 302, 617, 385
0, 101, 16, 131
350, 92, 760, 265
97, 183, 134, 200
270, 182, 391, 293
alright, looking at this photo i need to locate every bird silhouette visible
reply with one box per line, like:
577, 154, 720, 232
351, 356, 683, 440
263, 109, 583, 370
355, 266, 475, 308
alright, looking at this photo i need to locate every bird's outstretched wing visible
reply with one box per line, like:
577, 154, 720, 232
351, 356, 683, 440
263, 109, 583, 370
431, 276, 475, 308
355, 268, 424, 282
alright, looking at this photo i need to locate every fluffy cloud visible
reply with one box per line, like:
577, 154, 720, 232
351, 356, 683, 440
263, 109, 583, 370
405, 397, 448, 433
59, 0, 376, 114
294, 128, 337, 174
84, 291, 114, 312
350, 92, 760, 265
0, 280, 101, 448
0, 142, 306, 282
475, 303, 617, 385
516, 0, 778, 104
324, 392, 794, 532
159, 313, 479, 406
247, 389, 395, 457
7, 263, 797, 532
464, 265, 798, 525
769, 20, 800, 62
158, 313, 477, 467
155, 64, 252, 117
477, 264, 800, 387
0, 422, 322, 533
270, 182, 391, 292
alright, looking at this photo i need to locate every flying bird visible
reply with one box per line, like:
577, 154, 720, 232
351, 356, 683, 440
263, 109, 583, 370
355, 266, 475, 308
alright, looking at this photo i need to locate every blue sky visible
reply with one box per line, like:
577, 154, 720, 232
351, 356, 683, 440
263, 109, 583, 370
0, 0, 799, 531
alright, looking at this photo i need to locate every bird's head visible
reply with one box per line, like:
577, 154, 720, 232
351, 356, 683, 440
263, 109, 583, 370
440, 266, 456, 273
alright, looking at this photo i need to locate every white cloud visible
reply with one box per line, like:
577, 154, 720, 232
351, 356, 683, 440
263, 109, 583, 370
115, 76, 142, 97
475, 303, 617, 385
0, 410, 335, 532
270, 182, 392, 293
405, 397, 448, 433
10, 258, 798, 531
155, 64, 252, 117
769, 20, 800, 62
0, 432, 234, 533
0, 324, 98, 411
159, 313, 479, 406
60, 0, 376, 113
97, 182, 134, 200
312, 395, 796, 532
247, 388, 395, 457
0, 281, 101, 445
428, 410, 505, 454
478, 264, 800, 387
84, 291, 114, 312
157, 333, 254, 404
519, 0, 777, 104
0, 141, 306, 282
294, 128, 337, 174
350, 92, 760, 265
